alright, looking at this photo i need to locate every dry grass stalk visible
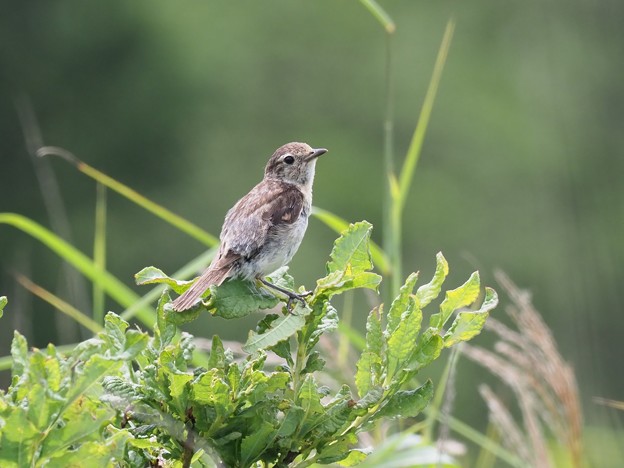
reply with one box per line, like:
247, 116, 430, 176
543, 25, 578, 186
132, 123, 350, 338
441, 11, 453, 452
462, 271, 583, 467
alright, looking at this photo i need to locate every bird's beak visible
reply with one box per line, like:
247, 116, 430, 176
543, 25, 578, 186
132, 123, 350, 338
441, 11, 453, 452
305, 148, 328, 162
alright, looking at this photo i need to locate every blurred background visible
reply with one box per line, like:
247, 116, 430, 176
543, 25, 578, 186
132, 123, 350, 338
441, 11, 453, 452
1, 0, 622, 464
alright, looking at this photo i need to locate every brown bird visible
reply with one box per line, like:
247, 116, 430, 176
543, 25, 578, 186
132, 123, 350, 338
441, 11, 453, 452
171, 142, 327, 311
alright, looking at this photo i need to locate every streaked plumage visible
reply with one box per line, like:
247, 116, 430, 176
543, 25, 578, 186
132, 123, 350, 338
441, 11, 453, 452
172, 142, 326, 311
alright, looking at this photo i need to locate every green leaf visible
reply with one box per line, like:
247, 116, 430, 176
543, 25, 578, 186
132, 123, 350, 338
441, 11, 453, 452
376, 380, 434, 419
0, 296, 7, 317
355, 351, 381, 398
302, 351, 326, 374
10, 331, 28, 382
134, 266, 190, 293
386, 298, 423, 381
243, 303, 312, 354
355, 306, 383, 396
65, 355, 122, 410
101, 312, 148, 360
44, 427, 131, 467
316, 433, 358, 464
327, 221, 374, 275
431, 271, 480, 329
311, 207, 391, 275
2, 406, 39, 443
365, 305, 383, 358
355, 387, 384, 412
40, 396, 114, 459
386, 272, 419, 337
265, 266, 295, 291
208, 278, 279, 319
208, 335, 227, 370
240, 421, 275, 466
338, 449, 369, 466
298, 374, 324, 415
415, 252, 449, 308
406, 329, 444, 372
169, 374, 193, 399
444, 287, 498, 347
276, 407, 305, 438
155, 291, 176, 350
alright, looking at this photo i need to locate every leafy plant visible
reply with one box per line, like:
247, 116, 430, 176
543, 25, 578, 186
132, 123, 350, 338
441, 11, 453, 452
0, 222, 496, 467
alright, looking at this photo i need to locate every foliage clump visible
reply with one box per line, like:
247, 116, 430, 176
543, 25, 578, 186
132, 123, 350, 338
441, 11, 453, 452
0, 222, 496, 467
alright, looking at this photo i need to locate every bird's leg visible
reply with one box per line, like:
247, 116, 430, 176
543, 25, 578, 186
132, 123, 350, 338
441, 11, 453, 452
258, 278, 312, 311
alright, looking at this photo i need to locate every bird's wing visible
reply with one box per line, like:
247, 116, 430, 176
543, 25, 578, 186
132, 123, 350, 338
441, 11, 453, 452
171, 181, 304, 312
221, 180, 305, 259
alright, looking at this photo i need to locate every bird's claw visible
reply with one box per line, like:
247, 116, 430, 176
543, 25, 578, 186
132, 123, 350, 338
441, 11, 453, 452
285, 290, 312, 312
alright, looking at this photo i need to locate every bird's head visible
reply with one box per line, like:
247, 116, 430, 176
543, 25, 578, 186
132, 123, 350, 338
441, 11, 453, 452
264, 142, 327, 187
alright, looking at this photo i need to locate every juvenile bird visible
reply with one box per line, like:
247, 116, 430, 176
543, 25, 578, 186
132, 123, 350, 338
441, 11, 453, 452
171, 142, 327, 311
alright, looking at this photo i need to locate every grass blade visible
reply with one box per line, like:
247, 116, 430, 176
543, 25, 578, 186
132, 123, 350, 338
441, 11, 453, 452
359, 0, 396, 33
36, 146, 218, 248
397, 19, 455, 214
0, 213, 155, 325
93, 183, 107, 324
15, 274, 103, 334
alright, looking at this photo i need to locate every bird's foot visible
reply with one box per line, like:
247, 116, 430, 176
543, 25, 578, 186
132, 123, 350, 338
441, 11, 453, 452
258, 278, 312, 313
285, 290, 313, 312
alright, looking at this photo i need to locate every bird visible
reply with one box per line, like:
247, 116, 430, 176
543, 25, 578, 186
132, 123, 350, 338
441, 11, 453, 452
171, 142, 328, 312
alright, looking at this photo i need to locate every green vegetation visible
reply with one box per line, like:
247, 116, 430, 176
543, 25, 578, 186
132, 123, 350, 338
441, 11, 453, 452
1, 1, 620, 466
0, 223, 496, 466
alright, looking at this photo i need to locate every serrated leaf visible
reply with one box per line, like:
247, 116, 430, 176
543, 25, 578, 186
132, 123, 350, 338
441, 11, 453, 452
406, 329, 444, 372
208, 278, 279, 319
277, 406, 305, 438
40, 396, 114, 458
0, 296, 7, 317
26, 382, 49, 430
316, 433, 358, 464
191, 370, 230, 413
240, 421, 275, 466
386, 298, 423, 381
243, 303, 312, 354
444, 287, 498, 347
208, 335, 227, 370
164, 303, 201, 325
302, 351, 326, 374
355, 351, 381, 398
265, 266, 295, 291
2, 406, 38, 443
431, 271, 480, 329
415, 252, 449, 308
299, 374, 324, 415
317, 400, 353, 437
10, 331, 28, 380
355, 387, 384, 412
337, 449, 369, 466
269, 339, 293, 366
101, 312, 148, 361
366, 305, 383, 356
169, 374, 193, 399
134, 266, 190, 293
102, 312, 128, 353
66, 355, 122, 409
386, 272, 419, 337
44, 427, 130, 467
327, 221, 374, 274
155, 291, 176, 350
376, 380, 434, 419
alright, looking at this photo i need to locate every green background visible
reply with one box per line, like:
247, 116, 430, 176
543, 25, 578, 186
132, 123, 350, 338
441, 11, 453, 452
1, 0, 622, 462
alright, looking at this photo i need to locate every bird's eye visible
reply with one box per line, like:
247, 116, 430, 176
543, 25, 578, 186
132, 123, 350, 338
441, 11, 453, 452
284, 155, 295, 164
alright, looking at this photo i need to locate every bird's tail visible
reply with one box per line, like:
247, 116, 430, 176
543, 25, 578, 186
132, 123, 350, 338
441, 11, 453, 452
171, 265, 232, 311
